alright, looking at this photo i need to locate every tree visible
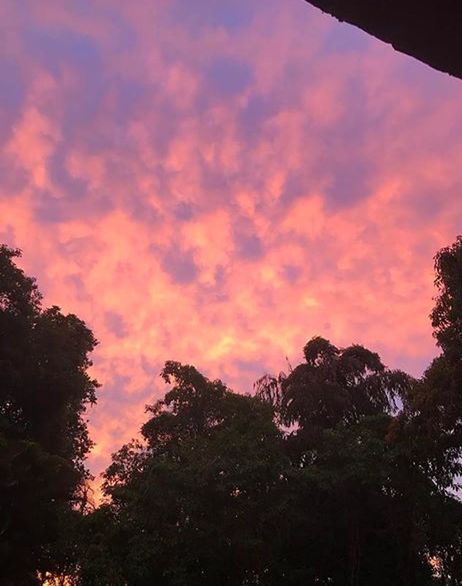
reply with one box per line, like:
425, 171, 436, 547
388, 237, 462, 499
79, 361, 287, 585
257, 337, 460, 585
70, 236, 462, 584
431, 235, 462, 360
0, 245, 99, 584
398, 235, 462, 582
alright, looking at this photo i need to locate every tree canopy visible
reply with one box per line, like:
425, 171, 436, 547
84, 361, 287, 585
2, 236, 462, 584
0, 245, 99, 584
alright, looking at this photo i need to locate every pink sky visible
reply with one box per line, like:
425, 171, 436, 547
1, 0, 462, 486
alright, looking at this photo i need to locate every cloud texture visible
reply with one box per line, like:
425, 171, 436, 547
1, 0, 462, 489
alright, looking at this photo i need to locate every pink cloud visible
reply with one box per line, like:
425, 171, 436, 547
1, 0, 461, 490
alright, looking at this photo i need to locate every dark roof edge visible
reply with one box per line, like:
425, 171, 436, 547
306, 0, 462, 80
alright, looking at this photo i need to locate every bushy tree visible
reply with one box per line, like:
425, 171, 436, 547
256, 338, 442, 584
0, 245, 99, 584
432, 236, 462, 360
406, 237, 462, 478
77, 361, 287, 585
76, 237, 462, 585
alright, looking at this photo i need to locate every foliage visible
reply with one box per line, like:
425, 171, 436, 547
4, 236, 462, 584
431, 235, 462, 359
88, 361, 287, 585
256, 337, 457, 584
0, 245, 99, 583
78, 343, 462, 584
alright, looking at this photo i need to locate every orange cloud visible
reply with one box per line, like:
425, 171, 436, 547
1, 0, 461, 491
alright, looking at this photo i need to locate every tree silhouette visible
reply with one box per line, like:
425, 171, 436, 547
4, 237, 462, 584
0, 245, 99, 584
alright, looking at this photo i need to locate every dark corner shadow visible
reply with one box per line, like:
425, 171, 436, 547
305, 0, 462, 80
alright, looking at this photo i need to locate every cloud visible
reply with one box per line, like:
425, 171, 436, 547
0, 59, 25, 142
160, 246, 199, 284
204, 56, 253, 98
1, 0, 461, 490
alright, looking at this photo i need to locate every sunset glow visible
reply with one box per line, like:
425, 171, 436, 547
1, 0, 462, 483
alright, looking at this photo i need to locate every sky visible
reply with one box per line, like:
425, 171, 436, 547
1, 0, 462, 487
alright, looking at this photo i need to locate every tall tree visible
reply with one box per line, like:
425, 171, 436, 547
72, 237, 462, 584
0, 245, 99, 584
392, 238, 462, 494
257, 337, 459, 585
79, 361, 287, 585
432, 235, 462, 359
399, 235, 462, 582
